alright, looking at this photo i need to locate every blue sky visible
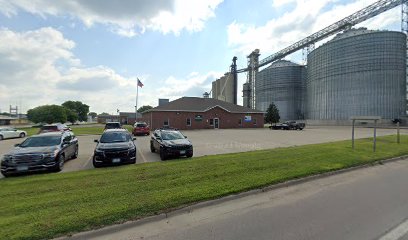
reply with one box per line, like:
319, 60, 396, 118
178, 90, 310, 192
0, 0, 401, 114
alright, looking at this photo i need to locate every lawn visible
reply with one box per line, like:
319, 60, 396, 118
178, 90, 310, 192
0, 135, 407, 240
17, 124, 133, 136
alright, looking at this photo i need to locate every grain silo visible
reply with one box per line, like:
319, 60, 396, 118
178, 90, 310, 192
212, 73, 234, 104
256, 60, 306, 120
306, 28, 406, 123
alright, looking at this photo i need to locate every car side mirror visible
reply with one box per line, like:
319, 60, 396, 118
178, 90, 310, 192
156, 136, 161, 140
132, 137, 137, 141
94, 139, 99, 143
184, 135, 187, 138
14, 143, 20, 147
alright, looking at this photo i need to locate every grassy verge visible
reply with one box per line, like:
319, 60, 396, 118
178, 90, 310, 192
1, 135, 408, 240
17, 125, 133, 136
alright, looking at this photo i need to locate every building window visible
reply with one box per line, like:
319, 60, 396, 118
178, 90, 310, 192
163, 119, 169, 127
238, 118, 242, 126
253, 118, 257, 125
209, 119, 214, 126
186, 118, 191, 126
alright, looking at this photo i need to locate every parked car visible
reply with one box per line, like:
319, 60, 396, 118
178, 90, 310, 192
93, 129, 136, 168
0, 131, 78, 177
270, 122, 290, 130
38, 123, 71, 134
270, 121, 305, 130
0, 127, 27, 140
104, 122, 122, 130
132, 122, 150, 136
286, 121, 305, 130
150, 128, 193, 160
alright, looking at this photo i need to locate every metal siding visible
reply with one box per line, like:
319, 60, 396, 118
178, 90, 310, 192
306, 31, 406, 120
255, 61, 306, 120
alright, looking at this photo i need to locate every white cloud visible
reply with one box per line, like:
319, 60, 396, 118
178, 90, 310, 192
0, 27, 222, 114
156, 71, 222, 100
0, 27, 140, 113
228, 0, 401, 57
0, 0, 223, 37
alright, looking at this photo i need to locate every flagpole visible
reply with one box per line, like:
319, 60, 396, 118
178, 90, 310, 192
135, 81, 139, 125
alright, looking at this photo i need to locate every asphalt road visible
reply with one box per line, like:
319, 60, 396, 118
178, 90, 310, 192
1, 126, 407, 178
65, 158, 408, 240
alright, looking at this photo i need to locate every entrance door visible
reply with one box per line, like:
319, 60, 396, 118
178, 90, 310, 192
214, 118, 219, 129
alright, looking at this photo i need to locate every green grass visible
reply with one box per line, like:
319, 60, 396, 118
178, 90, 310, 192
1, 135, 408, 240
17, 125, 133, 136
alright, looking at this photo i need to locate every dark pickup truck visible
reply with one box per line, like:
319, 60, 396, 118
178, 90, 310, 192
270, 121, 305, 130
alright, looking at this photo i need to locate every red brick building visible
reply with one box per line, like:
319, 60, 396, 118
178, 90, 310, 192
142, 97, 264, 130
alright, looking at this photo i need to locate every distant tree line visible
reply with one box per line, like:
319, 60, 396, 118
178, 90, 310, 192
27, 101, 89, 124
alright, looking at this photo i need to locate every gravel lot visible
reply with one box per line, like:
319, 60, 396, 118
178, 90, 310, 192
0, 126, 406, 178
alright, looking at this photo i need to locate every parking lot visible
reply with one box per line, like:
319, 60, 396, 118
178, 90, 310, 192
1, 126, 407, 178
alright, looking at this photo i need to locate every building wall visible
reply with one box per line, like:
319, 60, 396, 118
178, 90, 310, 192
143, 107, 264, 130
306, 30, 406, 120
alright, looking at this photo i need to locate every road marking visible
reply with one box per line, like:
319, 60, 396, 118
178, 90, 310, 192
82, 156, 93, 168
138, 146, 146, 163
379, 218, 408, 240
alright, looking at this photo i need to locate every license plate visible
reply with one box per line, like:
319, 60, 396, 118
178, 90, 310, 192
180, 150, 186, 155
112, 158, 121, 163
17, 165, 28, 171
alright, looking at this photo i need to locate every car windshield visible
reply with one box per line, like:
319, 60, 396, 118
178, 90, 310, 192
105, 123, 120, 129
136, 124, 146, 127
20, 136, 61, 147
161, 131, 185, 140
100, 132, 128, 143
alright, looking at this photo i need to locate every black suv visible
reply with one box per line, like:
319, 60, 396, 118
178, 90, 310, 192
93, 129, 136, 167
150, 128, 193, 160
1, 131, 78, 177
104, 122, 122, 130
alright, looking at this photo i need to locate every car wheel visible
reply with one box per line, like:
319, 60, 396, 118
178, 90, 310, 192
150, 142, 156, 153
160, 148, 167, 160
19, 133, 25, 138
0, 135, 3, 140
72, 146, 78, 159
55, 154, 65, 172
186, 152, 193, 158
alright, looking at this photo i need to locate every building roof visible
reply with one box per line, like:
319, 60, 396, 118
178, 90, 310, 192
0, 115, 16, 120
119, 112, 142, 118
266, 60, 303, 69
147, 97, 263, 114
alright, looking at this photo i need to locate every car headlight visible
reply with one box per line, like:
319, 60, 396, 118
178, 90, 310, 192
95, 149, 104, 155
43, 149, 59, 158
1, 155, 14, 164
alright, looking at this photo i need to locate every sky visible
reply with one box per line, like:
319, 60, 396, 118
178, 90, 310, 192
0, 0, 402, 114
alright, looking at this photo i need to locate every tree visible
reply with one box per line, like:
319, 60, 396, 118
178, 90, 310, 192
64, 108, 79, 123
62, 101, 89, 122
88, 112, 97, 118
137, 105, 153, 113
99, 112, 110, 116
27, 105, 67, 124
264, 103, 280, 124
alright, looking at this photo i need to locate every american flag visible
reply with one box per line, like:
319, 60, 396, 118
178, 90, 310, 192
137, 78, 144, 88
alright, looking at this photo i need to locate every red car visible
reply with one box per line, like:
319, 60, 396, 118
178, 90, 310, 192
132, 122, 150, 136
38, 123, 71, 134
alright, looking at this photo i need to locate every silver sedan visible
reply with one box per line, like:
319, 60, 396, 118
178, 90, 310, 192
0, 127, 27, 140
